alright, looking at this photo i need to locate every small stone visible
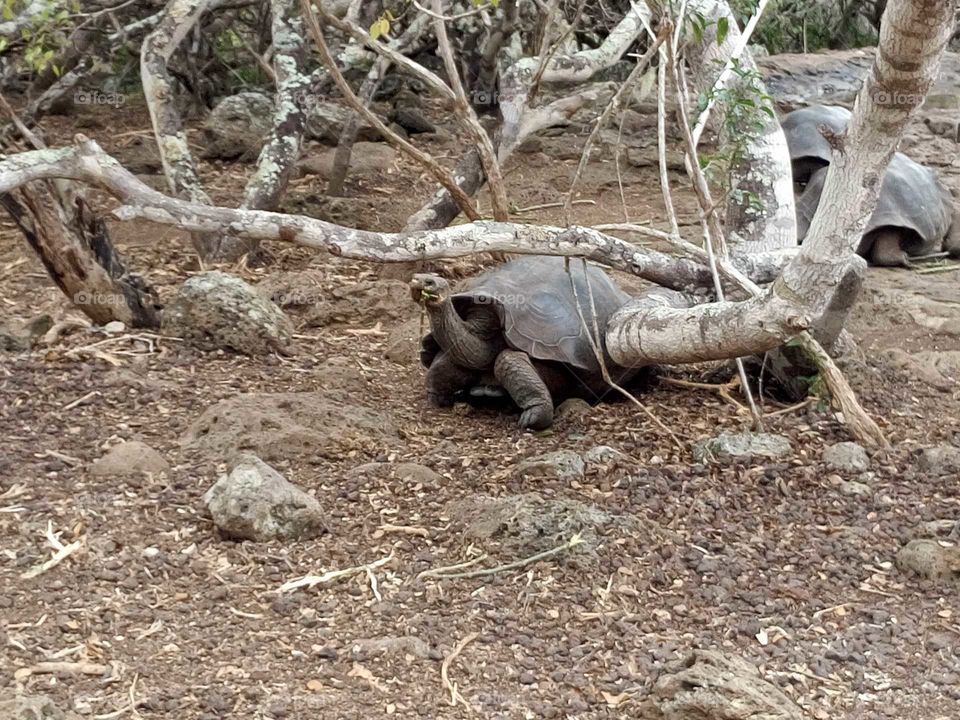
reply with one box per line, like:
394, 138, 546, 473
305, 102, 381, 145
516, 450, 585, 482
556, 398, 592, 420
641, 650, 802, 719
103, 320, 126, 334
202, 92, 274, 160
822, 441, 870, 472
896, 539, 960, 585
693, 432, 792, 463
519, 671, 537, 685
294, 154, 334, 179
919, 519, 959, 536
90, 441, 170, 476
917, 445, 960, 475
832, 478, 872, 497
0, 691, 81, 720
391, 463, 442, 485
583, 445, 627, 465
296, 143, 397, 180
203, 454, 328, 541
924, 113, 959, 141
517, 136, 544, 154
388, 107, 435, 134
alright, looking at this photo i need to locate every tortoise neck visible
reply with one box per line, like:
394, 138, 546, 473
429, 300, 500, 370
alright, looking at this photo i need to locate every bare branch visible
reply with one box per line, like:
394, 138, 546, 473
562, 29, 666, 225
431, 0, 510, 221
300, 0, 482, 221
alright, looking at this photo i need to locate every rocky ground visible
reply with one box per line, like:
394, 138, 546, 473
1, 51, 960, 720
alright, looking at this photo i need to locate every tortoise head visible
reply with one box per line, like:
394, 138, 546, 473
409, 274, 450, 306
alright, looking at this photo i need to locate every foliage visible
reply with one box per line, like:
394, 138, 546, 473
696, 61, 775, 210
728, 0, 879, 54
213, 27, 271, 87
1, 0, 81, 75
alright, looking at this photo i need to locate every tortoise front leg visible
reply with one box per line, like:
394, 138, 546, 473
859, 229, 910, 267
426, 352, 479, 407
493, 350, 554, 430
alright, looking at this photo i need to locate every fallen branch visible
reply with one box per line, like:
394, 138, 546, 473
422, 534, 583, 580
441, 632, 479, 710
20, 522, 84, 580
14, 661, 108, 682
0, 137, 727, 293
278, 553, 393, 592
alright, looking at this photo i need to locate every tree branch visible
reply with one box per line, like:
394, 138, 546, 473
300, 0, 482, 221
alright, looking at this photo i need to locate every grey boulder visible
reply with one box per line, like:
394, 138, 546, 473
822, 442, 870, 473
163, 271, 293, 355
204, 455, 328, 541
90, 441, 170, 476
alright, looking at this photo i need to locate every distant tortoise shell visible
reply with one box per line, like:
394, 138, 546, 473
785, 104, 954, 252
797, 152, 953, 253
445, 256, 631, 373
781, 104, 852, 182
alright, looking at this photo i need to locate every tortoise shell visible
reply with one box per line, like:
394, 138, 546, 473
446, 255, 631, 373
796, 152, 953, 253
782, 104, 852, 183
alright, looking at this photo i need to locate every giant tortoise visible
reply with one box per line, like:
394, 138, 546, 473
783, 104, 960, 266
409, 256, 640, 430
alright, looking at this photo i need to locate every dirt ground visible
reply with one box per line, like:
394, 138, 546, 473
1, 91, 959, 720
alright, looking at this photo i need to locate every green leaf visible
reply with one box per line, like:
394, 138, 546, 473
717, 16, 729, 46
369, 17, 390, 41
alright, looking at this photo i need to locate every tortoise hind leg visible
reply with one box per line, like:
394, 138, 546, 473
494, 350, 554, 430
426, 352, 480, 407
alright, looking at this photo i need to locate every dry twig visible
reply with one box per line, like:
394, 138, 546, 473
278, 553, 393, 592
21, 521, 84, 580
441, 632, 479, 710
422, 535, 582, 581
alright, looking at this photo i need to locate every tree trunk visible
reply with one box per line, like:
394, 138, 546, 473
327, 14, 430, 196
141, 0, 219, 259
232, 0, 313, 262
684, 0, 797, 254
0, 184, 160, 328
